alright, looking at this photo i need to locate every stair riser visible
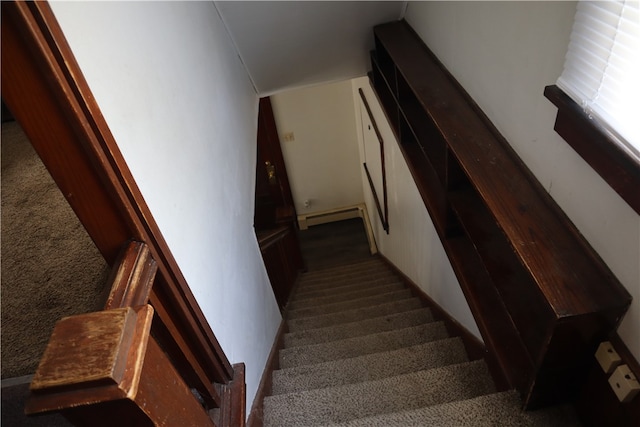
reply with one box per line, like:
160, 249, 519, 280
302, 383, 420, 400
279, 322, 448, 369
327, 391, 582, 427
298, 259, 384, 278
287, 299, 424, 332
297, 269, 397, 291
287, 290, 413, 320
263, 360, 495, 427
284, 308, 434, 348
272, 337, 468, 395
294, 276, 402, 301
288, 282, 405, 311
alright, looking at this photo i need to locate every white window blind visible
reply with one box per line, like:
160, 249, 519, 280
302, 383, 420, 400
556, 0, 640, 158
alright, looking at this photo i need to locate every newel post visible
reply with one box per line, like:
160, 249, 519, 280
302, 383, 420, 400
25, 305, 216, 426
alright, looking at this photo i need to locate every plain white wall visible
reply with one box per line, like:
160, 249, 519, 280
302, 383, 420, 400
404, 1, 639, 360
271, 80, 364, 215
353, 77, 482, 340
50, 1, 282, 415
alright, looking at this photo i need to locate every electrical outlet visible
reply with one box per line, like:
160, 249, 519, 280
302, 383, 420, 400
595, 341, 622, 374
608, 364, 640, 402
283, 132, 295, 142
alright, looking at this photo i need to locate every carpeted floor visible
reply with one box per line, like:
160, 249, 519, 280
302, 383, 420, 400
297, 218, 372, 271
1, 120, 111, 380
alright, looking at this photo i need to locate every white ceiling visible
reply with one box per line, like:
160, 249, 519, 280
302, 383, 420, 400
215, 1, 405, 96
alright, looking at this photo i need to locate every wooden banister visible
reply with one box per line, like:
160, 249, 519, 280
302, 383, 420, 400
105, 241, 157, 310
25, 241, 245, 426
3, 2, 246, 425
369, 20, 631, 409
359, 88, 389, 233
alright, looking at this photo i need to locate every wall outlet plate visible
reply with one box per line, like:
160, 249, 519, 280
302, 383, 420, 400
608, 364, 640, 403
595, 341, 622, 374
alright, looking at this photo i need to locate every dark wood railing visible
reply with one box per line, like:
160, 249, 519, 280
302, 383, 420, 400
25, 241, 245, 426
359, 88, 389, 233
257, 207, 304, 311
3, 2, 246, 425
369, 20, 631, 409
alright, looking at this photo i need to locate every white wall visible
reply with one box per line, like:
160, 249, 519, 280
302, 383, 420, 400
353, 77, 481, 339
271, 80, 364, 215
50, 1, 281, 416
404, 1, 640, 360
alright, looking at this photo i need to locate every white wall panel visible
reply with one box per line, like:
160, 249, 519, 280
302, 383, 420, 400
352, 77, 481, 340
50, 1, 281, 415
271, 80, 364, 215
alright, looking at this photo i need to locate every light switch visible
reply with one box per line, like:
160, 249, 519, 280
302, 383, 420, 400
595, 341, 622, 374
608, 364, 640, 403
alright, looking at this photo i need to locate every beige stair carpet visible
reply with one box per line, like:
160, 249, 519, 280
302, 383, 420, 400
263, 257, 582, 426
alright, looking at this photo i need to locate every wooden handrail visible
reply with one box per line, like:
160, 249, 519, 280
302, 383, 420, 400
3, 2, 246, 425
257, 226, 290, 252
358, 88, 389, 233
370, 20, 631, 409
26, 242, 219, 425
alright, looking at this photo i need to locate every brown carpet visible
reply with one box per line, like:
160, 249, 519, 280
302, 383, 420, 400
1, 120, 111, 379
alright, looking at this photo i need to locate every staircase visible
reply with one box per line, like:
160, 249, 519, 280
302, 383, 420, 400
263, 256, 582, 426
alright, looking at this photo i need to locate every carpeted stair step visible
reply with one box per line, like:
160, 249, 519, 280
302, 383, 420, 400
288, 281, 405, 311
263, 359, 495, 427
272, 337, 468, 395
284, 307, 435, 348
287, 298, 423, 332
279, 322, 448, 369
297, 258, 385, 279
296, 263, 394, 288
287, 289, 413, 320
329, 390, 582, 427
293, 275, 402, 301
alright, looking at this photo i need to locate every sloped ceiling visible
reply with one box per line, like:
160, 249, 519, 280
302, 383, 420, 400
215, 1, 405, 96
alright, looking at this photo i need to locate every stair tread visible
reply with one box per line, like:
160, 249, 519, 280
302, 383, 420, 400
272, 337, 468, 395
329, 390, 583, 426
297, 265, 396, 284
288, 282, 405, 310
293, 275, 402, 301
279, 322, 448, 369
298, 258, 384, 278
297, 269, 394, 289
264, 360, 495, 427
287, 298, 423, 332
287, 289, 413, 320
284, 307, 434, 348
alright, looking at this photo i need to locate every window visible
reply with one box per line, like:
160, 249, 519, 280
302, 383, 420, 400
545, 0, 640, 214
556, 0, 640, 159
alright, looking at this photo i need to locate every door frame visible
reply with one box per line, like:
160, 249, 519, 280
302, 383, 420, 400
1, 0, 239, 413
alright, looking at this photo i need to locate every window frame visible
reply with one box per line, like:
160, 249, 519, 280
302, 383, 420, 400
544, 84, 640, 215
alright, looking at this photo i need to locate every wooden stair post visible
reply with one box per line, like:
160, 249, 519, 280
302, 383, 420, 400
25, 241, 242, 426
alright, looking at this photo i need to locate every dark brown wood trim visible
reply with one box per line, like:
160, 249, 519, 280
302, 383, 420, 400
376, 254, 510, 391
247, 317, 288, 427
104, 241, 157, 310
359, 88, 389, 233
370, 20, 631, 408
545, 85, 640, 215
229, 363, 247, 427
2, 0, 242, 422
257, 226, 290, 252
363, 163, 387, 232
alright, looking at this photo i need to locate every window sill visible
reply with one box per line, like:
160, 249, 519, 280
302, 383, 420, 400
544, 85, 640, 215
